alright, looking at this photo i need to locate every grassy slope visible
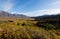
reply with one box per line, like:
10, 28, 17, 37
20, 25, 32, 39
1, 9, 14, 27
0, 18, 60, 39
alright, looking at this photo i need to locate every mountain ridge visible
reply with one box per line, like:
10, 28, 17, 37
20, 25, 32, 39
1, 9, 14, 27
32, 14, 60, 20
0, 10, 29, 18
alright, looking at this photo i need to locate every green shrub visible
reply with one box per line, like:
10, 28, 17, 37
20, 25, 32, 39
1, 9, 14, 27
43, 24, 56, 30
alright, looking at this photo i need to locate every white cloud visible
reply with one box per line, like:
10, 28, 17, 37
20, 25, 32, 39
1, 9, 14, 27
2, 3, 13, 11
52, 1, 60, 6
21, 9, 60, 16
52, 1, 60, 5
0, 0, 14, 11
1, 0, 60, 17
48, 0, 60, 8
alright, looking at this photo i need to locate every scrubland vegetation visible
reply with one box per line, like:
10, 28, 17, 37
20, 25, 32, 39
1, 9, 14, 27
0, 18, 60, 39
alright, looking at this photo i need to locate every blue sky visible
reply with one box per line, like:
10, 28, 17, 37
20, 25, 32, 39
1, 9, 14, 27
0, 0, 60, 16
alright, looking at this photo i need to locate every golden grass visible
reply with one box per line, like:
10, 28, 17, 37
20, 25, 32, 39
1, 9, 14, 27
0, 18, 59, 39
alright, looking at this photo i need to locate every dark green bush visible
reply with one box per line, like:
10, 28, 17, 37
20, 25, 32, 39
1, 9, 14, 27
37, 23, 56, 30
43, 24, 56, 30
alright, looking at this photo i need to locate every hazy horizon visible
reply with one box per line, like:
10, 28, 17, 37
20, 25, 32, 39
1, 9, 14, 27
0, 0, 60, 16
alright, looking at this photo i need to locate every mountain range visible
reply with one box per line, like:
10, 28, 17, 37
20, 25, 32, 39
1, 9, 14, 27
32, 14, 60, 20
0, 10, 60, 19
0, 10, 29, 18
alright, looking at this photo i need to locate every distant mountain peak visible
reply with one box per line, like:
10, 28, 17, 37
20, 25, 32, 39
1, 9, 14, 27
0, 10, 29, 18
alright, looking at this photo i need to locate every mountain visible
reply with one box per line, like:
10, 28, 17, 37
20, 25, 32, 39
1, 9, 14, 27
32, 14, 60, 20
0, 10, 29, 18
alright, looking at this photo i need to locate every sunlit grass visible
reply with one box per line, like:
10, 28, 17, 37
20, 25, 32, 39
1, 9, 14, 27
0, 18, 60, 39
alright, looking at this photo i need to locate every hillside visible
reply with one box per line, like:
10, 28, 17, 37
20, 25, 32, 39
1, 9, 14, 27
0, 11, 60, 39
0, 17, 60, 39
33, 14, 60, 20
33, 14, 60, 29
